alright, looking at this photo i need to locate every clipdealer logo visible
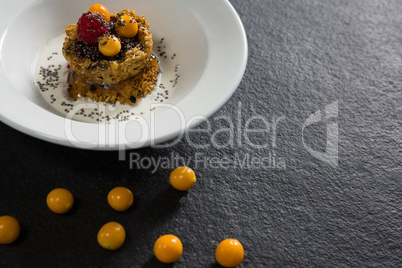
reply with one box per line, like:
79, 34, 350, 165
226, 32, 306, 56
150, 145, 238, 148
63, 101, 339, 170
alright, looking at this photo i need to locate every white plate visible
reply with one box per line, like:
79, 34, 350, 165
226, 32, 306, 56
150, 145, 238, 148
0, 0, 247, 150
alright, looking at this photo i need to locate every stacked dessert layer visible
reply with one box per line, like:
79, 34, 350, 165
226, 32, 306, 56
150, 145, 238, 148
62, 5, 159, 105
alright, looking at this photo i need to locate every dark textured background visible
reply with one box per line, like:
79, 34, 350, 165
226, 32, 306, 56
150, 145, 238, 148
1, 0, 401, 267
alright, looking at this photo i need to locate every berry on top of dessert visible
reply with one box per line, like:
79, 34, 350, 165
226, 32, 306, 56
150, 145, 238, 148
77, 12, 110, 46
88, 3, 110, 22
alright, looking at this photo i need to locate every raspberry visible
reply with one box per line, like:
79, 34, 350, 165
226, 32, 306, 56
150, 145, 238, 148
77, 12, 110, 45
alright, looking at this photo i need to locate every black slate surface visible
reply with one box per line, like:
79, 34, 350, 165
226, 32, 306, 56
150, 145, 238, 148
1, 0, 401, 267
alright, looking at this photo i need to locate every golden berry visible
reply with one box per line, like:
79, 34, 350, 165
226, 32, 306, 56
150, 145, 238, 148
98, 35, 121, 57
170, 166, 196, 191
97, 222, 126, 250
46, 188, 74, 214
107, 187, 134, 212
89, 4, 110, 22
116, 15, 139, 38
154, 234, 183, 263
0, 216, 20, 245
215, 239, 244, 267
